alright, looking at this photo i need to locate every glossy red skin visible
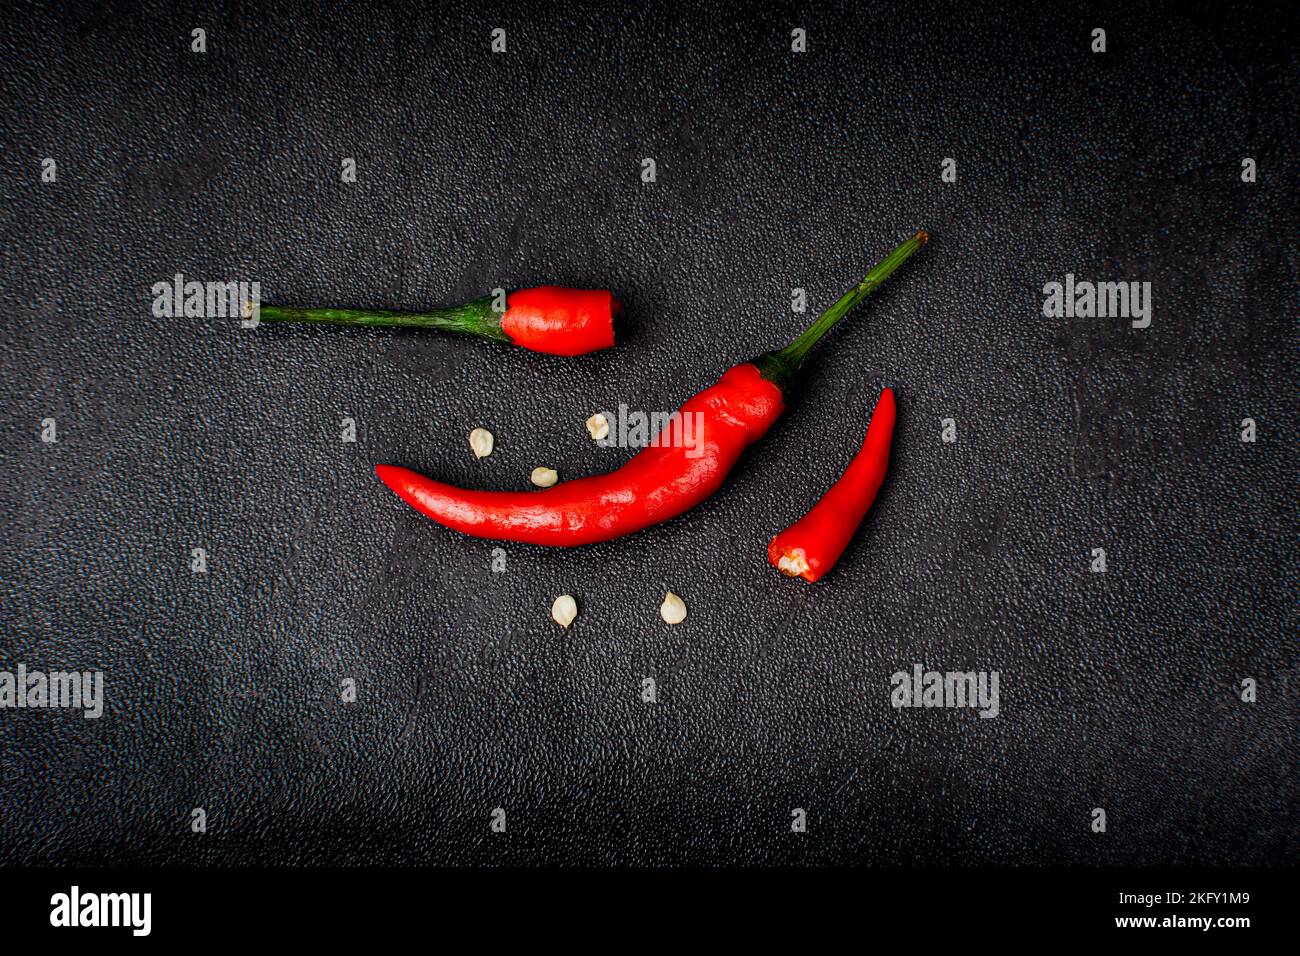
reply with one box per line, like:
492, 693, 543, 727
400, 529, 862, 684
500, 287, 617, 356
768, 387, 895, 582
375, 363, 785, 546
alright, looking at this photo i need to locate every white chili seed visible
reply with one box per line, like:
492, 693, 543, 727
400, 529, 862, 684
660, 591, 687, 625
468, 427, 494, 459
531, 466, 559, 487
551, 594, 578, 628
586, 412, 610, 441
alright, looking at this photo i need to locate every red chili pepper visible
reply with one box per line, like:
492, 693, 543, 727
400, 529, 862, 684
499, 287, 618, 355
768, 387, 896, 582
376, 231, 926, 546
254, 286, 618, 356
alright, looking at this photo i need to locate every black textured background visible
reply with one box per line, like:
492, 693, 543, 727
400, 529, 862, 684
1, 0, 1296, 866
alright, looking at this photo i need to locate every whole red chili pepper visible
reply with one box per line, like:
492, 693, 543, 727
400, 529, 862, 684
255, 286, 618, 356
376, 231, 926, 546
768, 387, 896, 581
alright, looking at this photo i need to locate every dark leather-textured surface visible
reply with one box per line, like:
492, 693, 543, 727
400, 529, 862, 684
0, 0, 1295, 865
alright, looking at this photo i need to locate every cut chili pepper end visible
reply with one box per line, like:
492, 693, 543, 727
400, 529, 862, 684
774, 547, 815, 581
500, 287, 617, 355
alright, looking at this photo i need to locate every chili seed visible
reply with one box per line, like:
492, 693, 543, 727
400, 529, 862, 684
659, 591, 687, 624
551, 594, 578, 628
531, 466, 559, 487
468, 428, 494, 459
586, 413, 610, 441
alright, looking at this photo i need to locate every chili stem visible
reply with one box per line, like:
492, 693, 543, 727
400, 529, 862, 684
777, 230, 928, 370
253, 298, 509, 341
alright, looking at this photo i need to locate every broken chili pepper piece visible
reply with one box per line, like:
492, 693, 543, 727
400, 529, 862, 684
255, 286, 618, 356
498, 287, 618, 355
375, 231, 926, 546
768, 387, 896, 582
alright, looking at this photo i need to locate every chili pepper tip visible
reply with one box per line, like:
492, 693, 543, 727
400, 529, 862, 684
375, 464, 408, 491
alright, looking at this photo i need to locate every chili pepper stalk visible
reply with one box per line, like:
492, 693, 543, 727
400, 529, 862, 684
255, 298, 510, 338
754, 230, 927, 391
253, 286, 619, 356
375, 231, 927, 547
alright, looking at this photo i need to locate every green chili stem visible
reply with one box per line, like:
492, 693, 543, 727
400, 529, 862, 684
777, 230, 927, 370
254, 297, 509, 341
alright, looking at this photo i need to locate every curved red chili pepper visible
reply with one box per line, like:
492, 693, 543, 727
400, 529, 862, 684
376, 231, 926, 547
500, 286, 618, 356
255, 286, 618, 356
377, 363, 784, 546
768, 387, 896, 582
